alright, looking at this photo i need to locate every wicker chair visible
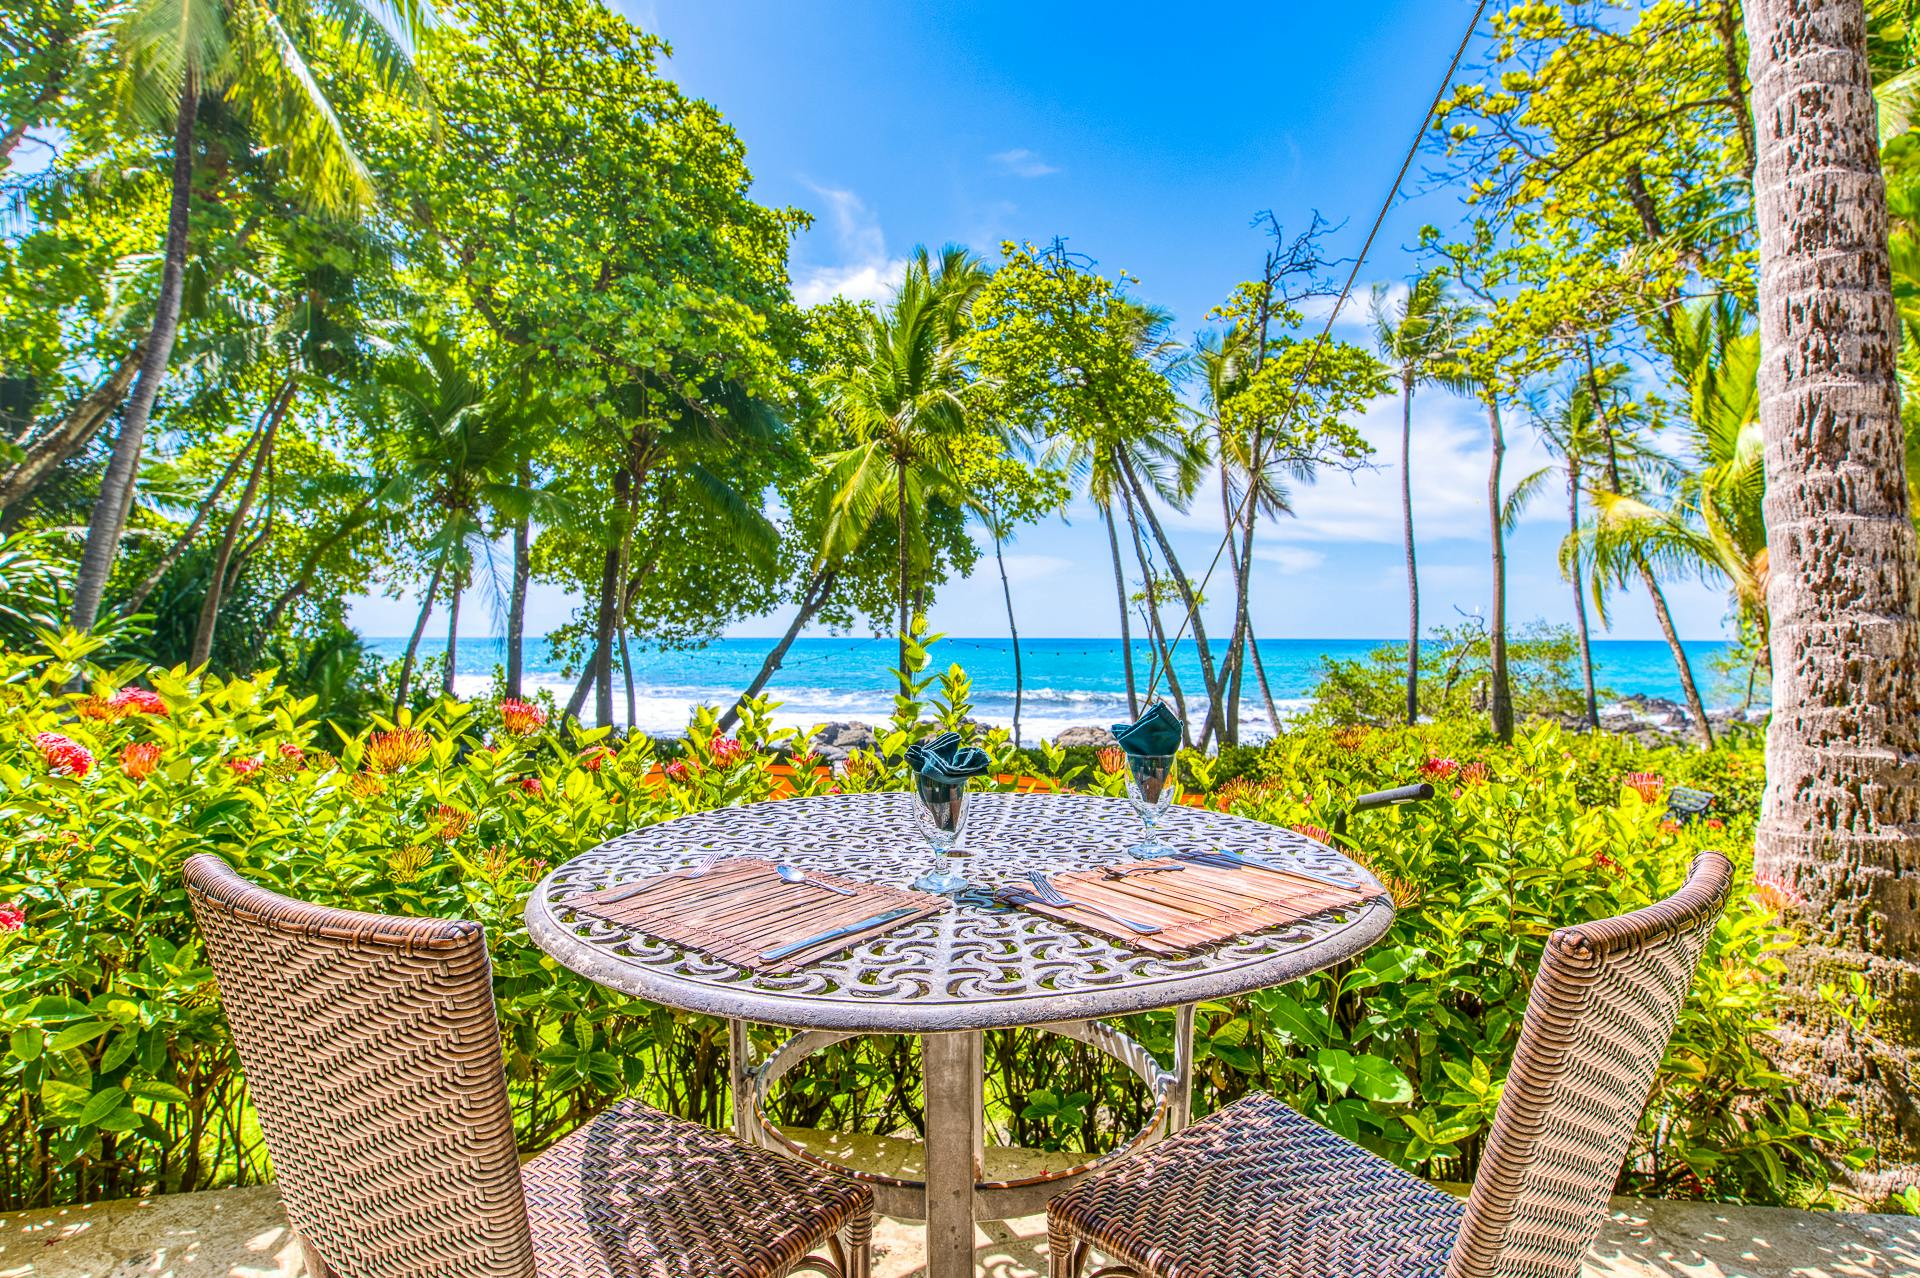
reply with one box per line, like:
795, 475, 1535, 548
183, 854, 872, 1278
1047, 850, 1734, 1278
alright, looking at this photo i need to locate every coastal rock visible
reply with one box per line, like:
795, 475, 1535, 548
1053, 725, 1119, 749
809, 721, 876, 763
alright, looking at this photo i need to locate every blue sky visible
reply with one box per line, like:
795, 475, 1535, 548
350, 0, 1732, 643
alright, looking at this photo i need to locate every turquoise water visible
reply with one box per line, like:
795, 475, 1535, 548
362, 634, 1743, 738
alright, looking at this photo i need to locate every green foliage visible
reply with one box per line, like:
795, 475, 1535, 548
1310, 621, 1592, 728
0, 639, 1855, 1210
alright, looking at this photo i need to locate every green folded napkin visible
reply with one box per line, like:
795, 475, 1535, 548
1111, 702, 1182, 757
906, 731, 992, 785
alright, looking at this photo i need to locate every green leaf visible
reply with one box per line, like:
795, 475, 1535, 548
1349, 1055, 1415, 1104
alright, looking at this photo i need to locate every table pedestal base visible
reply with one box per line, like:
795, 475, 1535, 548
736, 1013, 1194, 1276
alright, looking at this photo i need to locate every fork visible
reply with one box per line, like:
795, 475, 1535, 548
1025, 872, 1162, 935
587, 853, 721, 906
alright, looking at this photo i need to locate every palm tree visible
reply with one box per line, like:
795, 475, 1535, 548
815, 248, 986, 674
67, 0, 430, 632
1369, 273, 1456, 724
1745, 0, 1920, 1163
1529, 381, 1615, 728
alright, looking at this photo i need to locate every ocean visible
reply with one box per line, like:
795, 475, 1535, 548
361, 634, 1747, 741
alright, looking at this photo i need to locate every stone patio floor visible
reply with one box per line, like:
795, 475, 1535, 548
5, 1128, 1915, 1278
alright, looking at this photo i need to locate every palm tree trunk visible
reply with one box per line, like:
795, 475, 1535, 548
619, 618, 636, 730
1105, 507, 1138, 719
719, 567, 836, 731
592, 544, 618, 729
1119, 457, 1223, 746
895, 462, 912, 674
188, 381, 287, 670
1746, 0, 1920, 1169
991, 521, 1024, 748
442, 576, 462, 697
1123, 495, 1190, 745
507, 460, 530, 699
0, 343, 144, 515
123, 417, 262, 617
262, 492, 379, 633
1486, 397, 1514, 742
394, 555, 445, 713
1642, 566, 1713, 748
1401, 378, 1421, 725
1567, 464, 1600, 730
69, 78, 197, 632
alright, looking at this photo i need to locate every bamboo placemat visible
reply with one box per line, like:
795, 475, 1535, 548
1019, 857, 1379, 955
562, 858, 948, 973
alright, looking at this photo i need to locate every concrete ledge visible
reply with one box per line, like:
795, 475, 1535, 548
6, 1169, 1916, 1277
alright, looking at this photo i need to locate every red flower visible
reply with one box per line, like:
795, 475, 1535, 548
1623, 772, 1665, 804
1595, 851, 1622, 878
1419, 757, 1459, 781
109, 687, 167, 716
500, 698, 547, 736
227, 757, 263, 777
1659, 819, 1683, 836
663, 759, 691, 782
1291, 824, 1333, 844
1459, 761, 1490, 786
435, 803, 472, 840
0, 903, 24, 933
34, 733, 94, 778
519, 775, 543, 796
706, 736, 748, 767
579, 745, 614, 772
278, 743, 306, 763
119, 742, 162, 782
1705, 817, 1724, 830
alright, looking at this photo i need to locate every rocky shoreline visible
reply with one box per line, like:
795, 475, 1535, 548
801, 696, 1767, 761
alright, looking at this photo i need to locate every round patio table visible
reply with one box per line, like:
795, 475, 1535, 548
526, 790, 1392, 1278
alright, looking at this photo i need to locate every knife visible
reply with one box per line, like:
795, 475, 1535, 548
1176, 848, 1361, 892
758, 907, 918, 962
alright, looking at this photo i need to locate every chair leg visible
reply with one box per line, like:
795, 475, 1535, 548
1048, 1220, 1081, 1278
845, 1206, 874, 1278
296, 1236, 337, 1277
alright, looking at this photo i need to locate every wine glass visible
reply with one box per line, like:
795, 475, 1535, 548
910, 771, 972, 893
1124, 753, 1178, 859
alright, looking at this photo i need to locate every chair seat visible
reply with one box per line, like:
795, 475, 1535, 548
525, 1099, 871, 1278
1049, 1092, 1463, 1278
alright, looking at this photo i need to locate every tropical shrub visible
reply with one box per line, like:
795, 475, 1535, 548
0, 636, 1860, 1212
1310, 620, 1598, 727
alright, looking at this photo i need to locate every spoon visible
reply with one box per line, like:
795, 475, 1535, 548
776, 864, 855, 896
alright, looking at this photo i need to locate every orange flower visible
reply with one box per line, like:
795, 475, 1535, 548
367, 728, 431, 774
1752, 874, 1804, 918
1459, 761, 1490, 786
435, 804, 472, 841
1096, 747, 1127, 775
74, 696, 123, 722
1623, 772, 1664, 804
500, 698, 547, 736
578, 745, 614, 772
119, 742, 162, 782
278, 743, 306, 764
1658, 819, 1683, 836
347, 771, 386, 799
1291, 823, 1333, 844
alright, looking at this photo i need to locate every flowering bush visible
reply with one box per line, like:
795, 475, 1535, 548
0, 634, 1860, 1211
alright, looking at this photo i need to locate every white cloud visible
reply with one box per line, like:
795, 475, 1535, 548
996, 553, 1073, 584
990, 147, 1059, 178
1252, 546, 1327, 575
791, 184, 907, 307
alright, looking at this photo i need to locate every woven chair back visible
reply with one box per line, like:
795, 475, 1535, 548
184, 854, 536, 1278
1445, 851, 1732, 1278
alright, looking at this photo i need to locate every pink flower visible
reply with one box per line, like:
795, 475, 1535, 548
1291, 824, 1333, 845
1419, 757, 1459, 781
663, 759, 691, 782
519, 775, 543, 797
227, 757, 263, 777
578, 745, 614, 772
0, 903, 24, 933
34, 733, 93, 778
1459, 761, 1489, 786
706, 736, 748, 767
1624, 772, 1665, 804
278, 743, 306, 763
500, 698, 547, 736
109, 687, 167, 716
119, 742, 162, 782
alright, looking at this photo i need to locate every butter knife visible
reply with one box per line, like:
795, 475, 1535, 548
759, 907, 918, 962
1177, 848, 1360, 892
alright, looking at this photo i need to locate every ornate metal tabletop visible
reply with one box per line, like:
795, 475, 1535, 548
525, 790, 1394, 1033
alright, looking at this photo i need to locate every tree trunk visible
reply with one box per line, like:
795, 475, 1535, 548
619, 618, 636, 731
1402, 377, 1421, 725
895, 462, 912, 674
1644, 566, 1714, 748
122, 416, 261, 616
991, 521, 1024, 748
1105, 506, 1138, 719
1568, 462, 1600, 730
394, 555, 445, 714
564, 639, 601, 722
0, 344, 144, 514
1746, 0, 1920, 1172
69, 78, 197, 632
262, 492, 379, 633
592, 543, 618, 729
1120, 456, 1223, 746
1486, 397, 1513, 743
507, 460, 530, 699
188, 380, 287, 670
442, 576, 462, 697
719, 567, 836, 731
1124, 494, 1190, 746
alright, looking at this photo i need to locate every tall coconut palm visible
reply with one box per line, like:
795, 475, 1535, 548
1369, 273, 1456, 724
1745, 0, 1920, 1165
815, 248, 986, 674
68, 0, 431, 632
1529, 380, 1624, 729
